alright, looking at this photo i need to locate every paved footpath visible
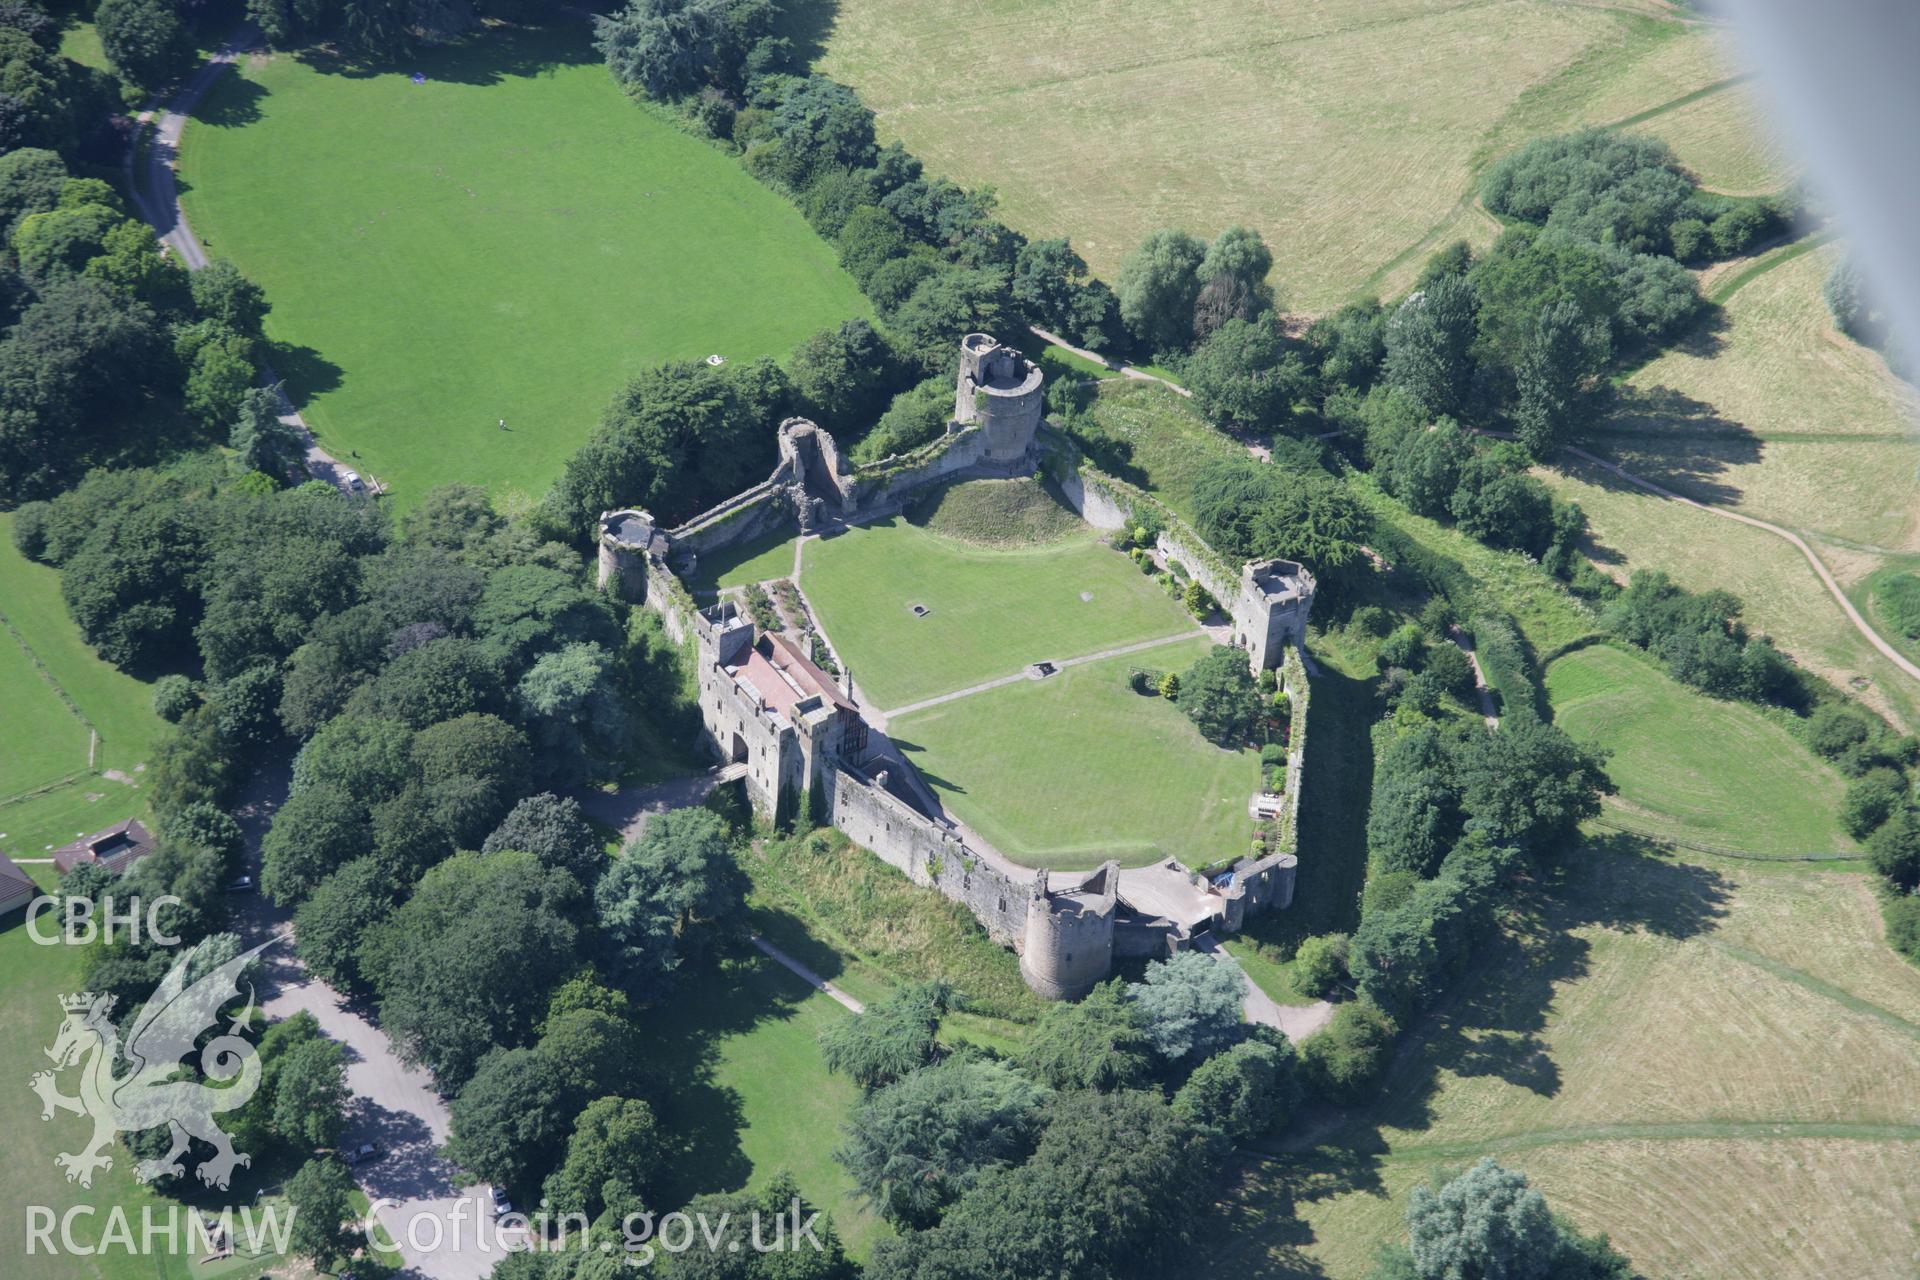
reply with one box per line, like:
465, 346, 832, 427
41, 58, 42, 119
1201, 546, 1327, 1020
878, 628, 1208, 721
749, 935, 866, 1013
124, 27, 379, 496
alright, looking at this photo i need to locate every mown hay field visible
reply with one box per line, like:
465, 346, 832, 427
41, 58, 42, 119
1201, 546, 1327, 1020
1198, 846, 1920, 1279
1542, 241, 1920, 730
816, 0, 1773, 311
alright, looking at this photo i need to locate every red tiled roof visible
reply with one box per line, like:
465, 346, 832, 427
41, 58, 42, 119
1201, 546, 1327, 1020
734, 632, 855, 723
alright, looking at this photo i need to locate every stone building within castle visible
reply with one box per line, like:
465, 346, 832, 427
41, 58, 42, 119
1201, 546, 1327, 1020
597, 334, 1315, 999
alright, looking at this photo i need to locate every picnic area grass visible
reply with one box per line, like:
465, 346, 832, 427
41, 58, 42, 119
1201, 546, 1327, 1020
889, 638, 1259, 871
178, 20, 869, 507
1545, 643, 1857, 859
799, 510, 1194, 711
1197, 838, 1920, 1280
814, 1, 1769, 311
640, 945, 883, 1258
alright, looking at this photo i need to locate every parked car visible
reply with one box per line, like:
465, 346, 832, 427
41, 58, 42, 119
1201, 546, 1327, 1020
224, 874, 254, 894
489, 1186, 512, 1218
344, 1142, 383, 1167
344, 470, 365, 492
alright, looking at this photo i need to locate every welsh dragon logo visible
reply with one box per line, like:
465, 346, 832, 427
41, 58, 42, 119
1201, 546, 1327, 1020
29, 937, 276, 1190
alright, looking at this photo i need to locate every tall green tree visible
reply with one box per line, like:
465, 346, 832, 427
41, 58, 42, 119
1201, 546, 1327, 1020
1384, 274, 1478, 418
1511, 298, 1606, 459
96, 0, 192, 90
1115, 228, 1206, 356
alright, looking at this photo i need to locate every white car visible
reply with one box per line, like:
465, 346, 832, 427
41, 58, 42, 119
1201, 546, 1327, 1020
489, 1186, 512, 1219
343, 471, 366, 492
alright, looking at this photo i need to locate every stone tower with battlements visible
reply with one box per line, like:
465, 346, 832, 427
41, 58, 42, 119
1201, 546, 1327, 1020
954, 333, 1044, 462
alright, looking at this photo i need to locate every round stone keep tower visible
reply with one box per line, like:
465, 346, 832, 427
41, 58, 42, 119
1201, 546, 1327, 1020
954, 333, 1044, 463
1020, 862, 1118, 1000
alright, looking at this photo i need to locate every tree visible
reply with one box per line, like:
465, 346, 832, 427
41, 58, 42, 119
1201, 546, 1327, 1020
867, 1089, 1224, 1280
768, 75, 877, 187
284, 1157, 356, 1268
1823, 255, 1866, 338
367, 635, 504, 729
1184, 315, 1300, 430
887, 264, 1013, 373
1868, 808, 1920, 890
484, 792, 605, 884
1016, 979, 1154, 1092
1176, 644, 1262, 746
1368, 727, 1459, 878
1298, 1001, 1395, 1103
152, 674, 198, 722
1294, 933, 1352, 999
293, 858, 393, 992
1010, 237, 1092, 336
0, 147, 66, 235
653, 1174, 851, 1280
341, 0, 412, 59
1406, 1158, 1563, 1280
1114, 228, 1206, 356
543, 1096, 664, 1222
1453, 720, 1607, 853
445, 1046, 574, 1196
789, 318, 896, 427
230, 388, 306, 482
818, 982, 946, 1089
1384, 274, 1478, 418
1843, 768, 1910, 839
212, 663, 282, 750
273, 1038, 349, 1150
369, 849, 584, 1087
1172, 1036, 1296, 1140
835, 1057, 1045, 1228
594, 806, 745, 995
1511, 299, 1606, 458
95, 0, 191, 89
1128, 950, 1246, 1064
1193, 224, 1274, 337
261, 784, 368, 908
0, 278, 165, 502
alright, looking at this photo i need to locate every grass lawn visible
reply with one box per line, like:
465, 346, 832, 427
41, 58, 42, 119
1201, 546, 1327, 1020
0, 514, 165, 864
0, 618, 92, 800
1198, 842, 1920, 1280
815, 2, 1763, 311
640, 946, 882, 1258
687, 528, 802, 595
800, 515, 1195, 711
178, 22, 869, 507
1060, 380, 1250, 526
1546, 643, 1857, 858
890, 639, 1258, 870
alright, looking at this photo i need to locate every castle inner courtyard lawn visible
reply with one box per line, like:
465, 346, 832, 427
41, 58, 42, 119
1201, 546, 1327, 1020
889, 639, 1259, 871
178, 22, 869, 506
798, 517, 1198, 711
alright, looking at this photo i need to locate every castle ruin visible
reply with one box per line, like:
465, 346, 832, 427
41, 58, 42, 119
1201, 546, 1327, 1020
599, 335, 1315, 999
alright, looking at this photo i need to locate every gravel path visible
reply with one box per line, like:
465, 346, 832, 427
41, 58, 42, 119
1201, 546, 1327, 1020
1560, 441, 1920, 687
124, 28, 380, 497
228, 765, 511, 1279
